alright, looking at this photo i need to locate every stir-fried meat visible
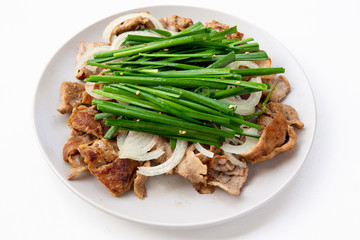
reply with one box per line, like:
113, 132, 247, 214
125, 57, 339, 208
175, 144, 208, 185
56, 81, 92, 114
62, 134, 93, 162
256, 114, 274, 131
204, 20, 244, 40
151, 136, 173, 165
109, 16, 155, 42
62, 133, 93, 180
263, 102, 304, 129
78, 139, 138, 196
68, 105, 103, 138
240, 109, 296, 164
208, 155, 248, 196
133, 161, 150, 199
262, 75, 291, 102
75, 41, 109, 80
159, 15, 193, 32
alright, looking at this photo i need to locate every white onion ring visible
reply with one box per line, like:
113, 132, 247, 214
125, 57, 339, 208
194, 143, 214, 158
73, 45, 111, 78
103, 12, 165, 42
223, 61, 262, 115
85, 82, 112, 100
111, 30, 164, 50
118, 131, 164, 161
137, 140, 188, 176
221, 128, 260, 154
224, 151, 247, 167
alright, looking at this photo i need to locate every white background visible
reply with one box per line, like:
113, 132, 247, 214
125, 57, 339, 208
1, 0, 359, 239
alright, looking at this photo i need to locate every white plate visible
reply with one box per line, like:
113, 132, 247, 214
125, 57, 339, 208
33, 5, 316, 228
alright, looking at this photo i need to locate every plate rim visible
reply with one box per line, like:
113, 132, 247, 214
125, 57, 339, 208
33, 4, 317, 229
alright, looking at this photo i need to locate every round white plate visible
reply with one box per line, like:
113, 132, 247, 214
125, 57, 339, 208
33, 5, 316, 228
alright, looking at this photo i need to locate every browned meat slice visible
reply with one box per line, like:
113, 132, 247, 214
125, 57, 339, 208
204, 20, 244, 40
159, 15, 193, 32
175, 144, 208, 185
68, 105, 103, 138
240, 109, 297, 164
263, 102, 304, 129
62, 134, 93, 162
262, 75, 291, 102
208, 155, 248, 195
56, 81, 93, 114
109, 16, 155, 42
75, 41, 109, 80
151, 136, 173, 165
134, 161, 150, 199
78, 139, 138, 196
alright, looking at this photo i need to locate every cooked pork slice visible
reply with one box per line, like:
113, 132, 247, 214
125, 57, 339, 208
109, 16, 155, 42
263, 102, 304, 129
204, 20, 244, 40
192, 183, 215, 194
67, 155, 89, 180
134, 161, 151, 199
151, 136, 173, 165
175, 144, 208, 185
56, 81, 92, 114
208, 155, 248, 196
62, 134, 93, 162
68, 105, 103, 138
240, 109, 296, 164
75, 41, 109, 80
159, 15, 193, 32
262, 75, 291, 102
78, 139, 138, 196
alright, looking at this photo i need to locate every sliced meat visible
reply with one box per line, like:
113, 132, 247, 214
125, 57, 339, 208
78, 139, 138, 196
159, 15, 193, 32
75, 41, 109, 80
56, 81, 92, 114
175, 144, 208, 185
68, 105, 103, 138
204, 20, 243, 40
262, 75, 291, 102
134, 161, 150, 199
240, 109, 296, 164
151, 136, 173, 165
263, 102, 304, 129
109, 16, 155, 42
208, 155, 248, 196
67, 155, 88, 180
62, 134, 93, 162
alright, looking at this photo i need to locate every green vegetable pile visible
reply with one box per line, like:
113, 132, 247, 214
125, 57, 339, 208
85, 22, 285, 147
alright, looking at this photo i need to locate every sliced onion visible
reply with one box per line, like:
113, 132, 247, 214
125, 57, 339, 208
118, 131, 163, 161
194, 143, 214, 158
223, 61, 262, 115
85, 82, 112, 100
224, 151, 247, 168
73, 45, 111, 78
221, 128, 260, 154
137, 140, 188, 176
111, 30, 164, 50
116, 131, 129, 150
103, 12, 165, 42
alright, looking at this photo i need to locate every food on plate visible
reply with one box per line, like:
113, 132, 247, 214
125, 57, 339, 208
56, 11, 304, 198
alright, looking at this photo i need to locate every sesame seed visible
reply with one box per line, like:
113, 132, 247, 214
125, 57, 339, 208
229, 105, 236, 109
245, 52, 250, 54
120, 72, 124, 76
236, 81, 240, 84
213, 54, 216, 58
164, 48, 169, 51
136, 90, 140, 95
